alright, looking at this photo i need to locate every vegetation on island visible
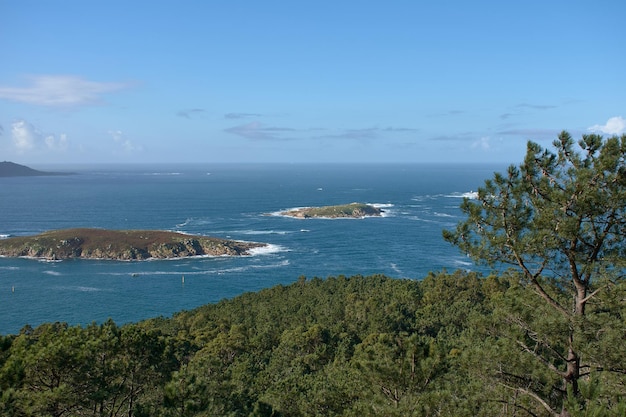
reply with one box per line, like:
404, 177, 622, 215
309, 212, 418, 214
0, 132, 624, 416
280, 202, 383, 218
0, 228, 264, 260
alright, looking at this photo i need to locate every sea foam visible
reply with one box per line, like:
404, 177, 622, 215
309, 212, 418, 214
248, 243, 289, 256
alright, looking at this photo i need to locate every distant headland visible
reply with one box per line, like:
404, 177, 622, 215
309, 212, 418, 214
0, 161, 74, 177
0, 228, 265, 260
279, 203, 383, 219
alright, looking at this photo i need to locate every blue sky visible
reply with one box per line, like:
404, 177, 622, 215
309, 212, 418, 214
0, 1, 624, 164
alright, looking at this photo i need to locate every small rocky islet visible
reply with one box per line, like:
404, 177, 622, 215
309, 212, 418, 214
0, 228, 265, 261
279, 202, 383, 219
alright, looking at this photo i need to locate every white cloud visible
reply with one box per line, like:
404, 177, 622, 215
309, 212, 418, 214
109, 130, 142, 153
45, 133, 69, 150
11, 120, 38, 152
471, 136, 491, 150
0, 75, 130, 107
11, 120, 69, 153
588, 116, 626, 135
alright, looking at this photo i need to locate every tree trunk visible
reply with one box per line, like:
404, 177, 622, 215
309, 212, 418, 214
561, 285, 586, 416
560, 344, 580, 417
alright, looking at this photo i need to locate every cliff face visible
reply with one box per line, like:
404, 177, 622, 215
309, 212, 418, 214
280, 203, 383, 219
0, 229, 264, 260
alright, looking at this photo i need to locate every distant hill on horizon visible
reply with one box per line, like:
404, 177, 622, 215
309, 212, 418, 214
0, 161, 74, 177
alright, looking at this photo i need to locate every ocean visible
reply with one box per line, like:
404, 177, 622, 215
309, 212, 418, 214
0, 163, 504, 335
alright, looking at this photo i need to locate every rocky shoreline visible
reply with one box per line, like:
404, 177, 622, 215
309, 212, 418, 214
0, 228, 265, 260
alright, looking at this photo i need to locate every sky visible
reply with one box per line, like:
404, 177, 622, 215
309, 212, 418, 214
0, 1, 624, 165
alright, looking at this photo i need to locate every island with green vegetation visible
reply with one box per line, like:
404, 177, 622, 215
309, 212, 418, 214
279, 202, 383, 218
0, 161, 74, 177
0, 228, 265, 260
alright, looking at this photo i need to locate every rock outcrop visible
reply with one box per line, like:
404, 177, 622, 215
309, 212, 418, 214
0, 228, 264, 260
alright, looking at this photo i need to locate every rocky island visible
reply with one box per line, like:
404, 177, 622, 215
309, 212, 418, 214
279, 203, 383, 219
0, 161, 74, 177
0, 228, 265, 260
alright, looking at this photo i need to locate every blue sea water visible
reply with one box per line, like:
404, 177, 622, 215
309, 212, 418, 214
0, 163, 504, 335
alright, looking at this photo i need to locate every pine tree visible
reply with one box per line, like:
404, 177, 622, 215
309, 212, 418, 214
444, 132, 626, 416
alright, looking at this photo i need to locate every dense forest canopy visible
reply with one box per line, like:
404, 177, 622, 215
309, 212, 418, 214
1, 133, 624, 417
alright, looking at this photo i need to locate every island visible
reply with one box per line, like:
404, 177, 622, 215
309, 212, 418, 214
279, 203, 383, 219
0, 228, 265, 260
0, 161, 74, 177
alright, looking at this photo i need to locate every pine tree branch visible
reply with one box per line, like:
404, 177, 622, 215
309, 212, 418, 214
580, 285, 605, 304
501, 383, 560, 417
514, 339, 567, 378
594, 367, 626, 375
528, 276, 569, 318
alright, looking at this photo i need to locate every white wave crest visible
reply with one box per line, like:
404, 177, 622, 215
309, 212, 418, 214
176, 217, 213, 228
267, 206, 310, 217
234, 230, 291, 236
390, 263, 402, 274
453, 259, 473, 267
146, 172, 182, 176
106, 259, 290, 277
445, 191, 478, 199
248, 244, 289, 256
370, 203, 395, 217
55, 285, 107, 292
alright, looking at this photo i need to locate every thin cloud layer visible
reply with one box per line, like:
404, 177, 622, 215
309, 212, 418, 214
500, 103, 556, 120
588, 116, 626, 135
497, 128, 559, 138
515, 103, 557, 110
225, 123, 418, 142
225, 122, 296, 141
177, 109, 205, 119
224, 113, 263, 119
318, 128, 380, 141
0, 75, 130, 107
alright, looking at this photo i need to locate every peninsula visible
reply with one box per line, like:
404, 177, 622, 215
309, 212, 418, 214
0, 161, 74, 177
0, 228, 265, 260
279, 203, 383, 219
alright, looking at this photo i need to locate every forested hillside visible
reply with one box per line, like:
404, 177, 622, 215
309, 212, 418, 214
1, 271, 624, 416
